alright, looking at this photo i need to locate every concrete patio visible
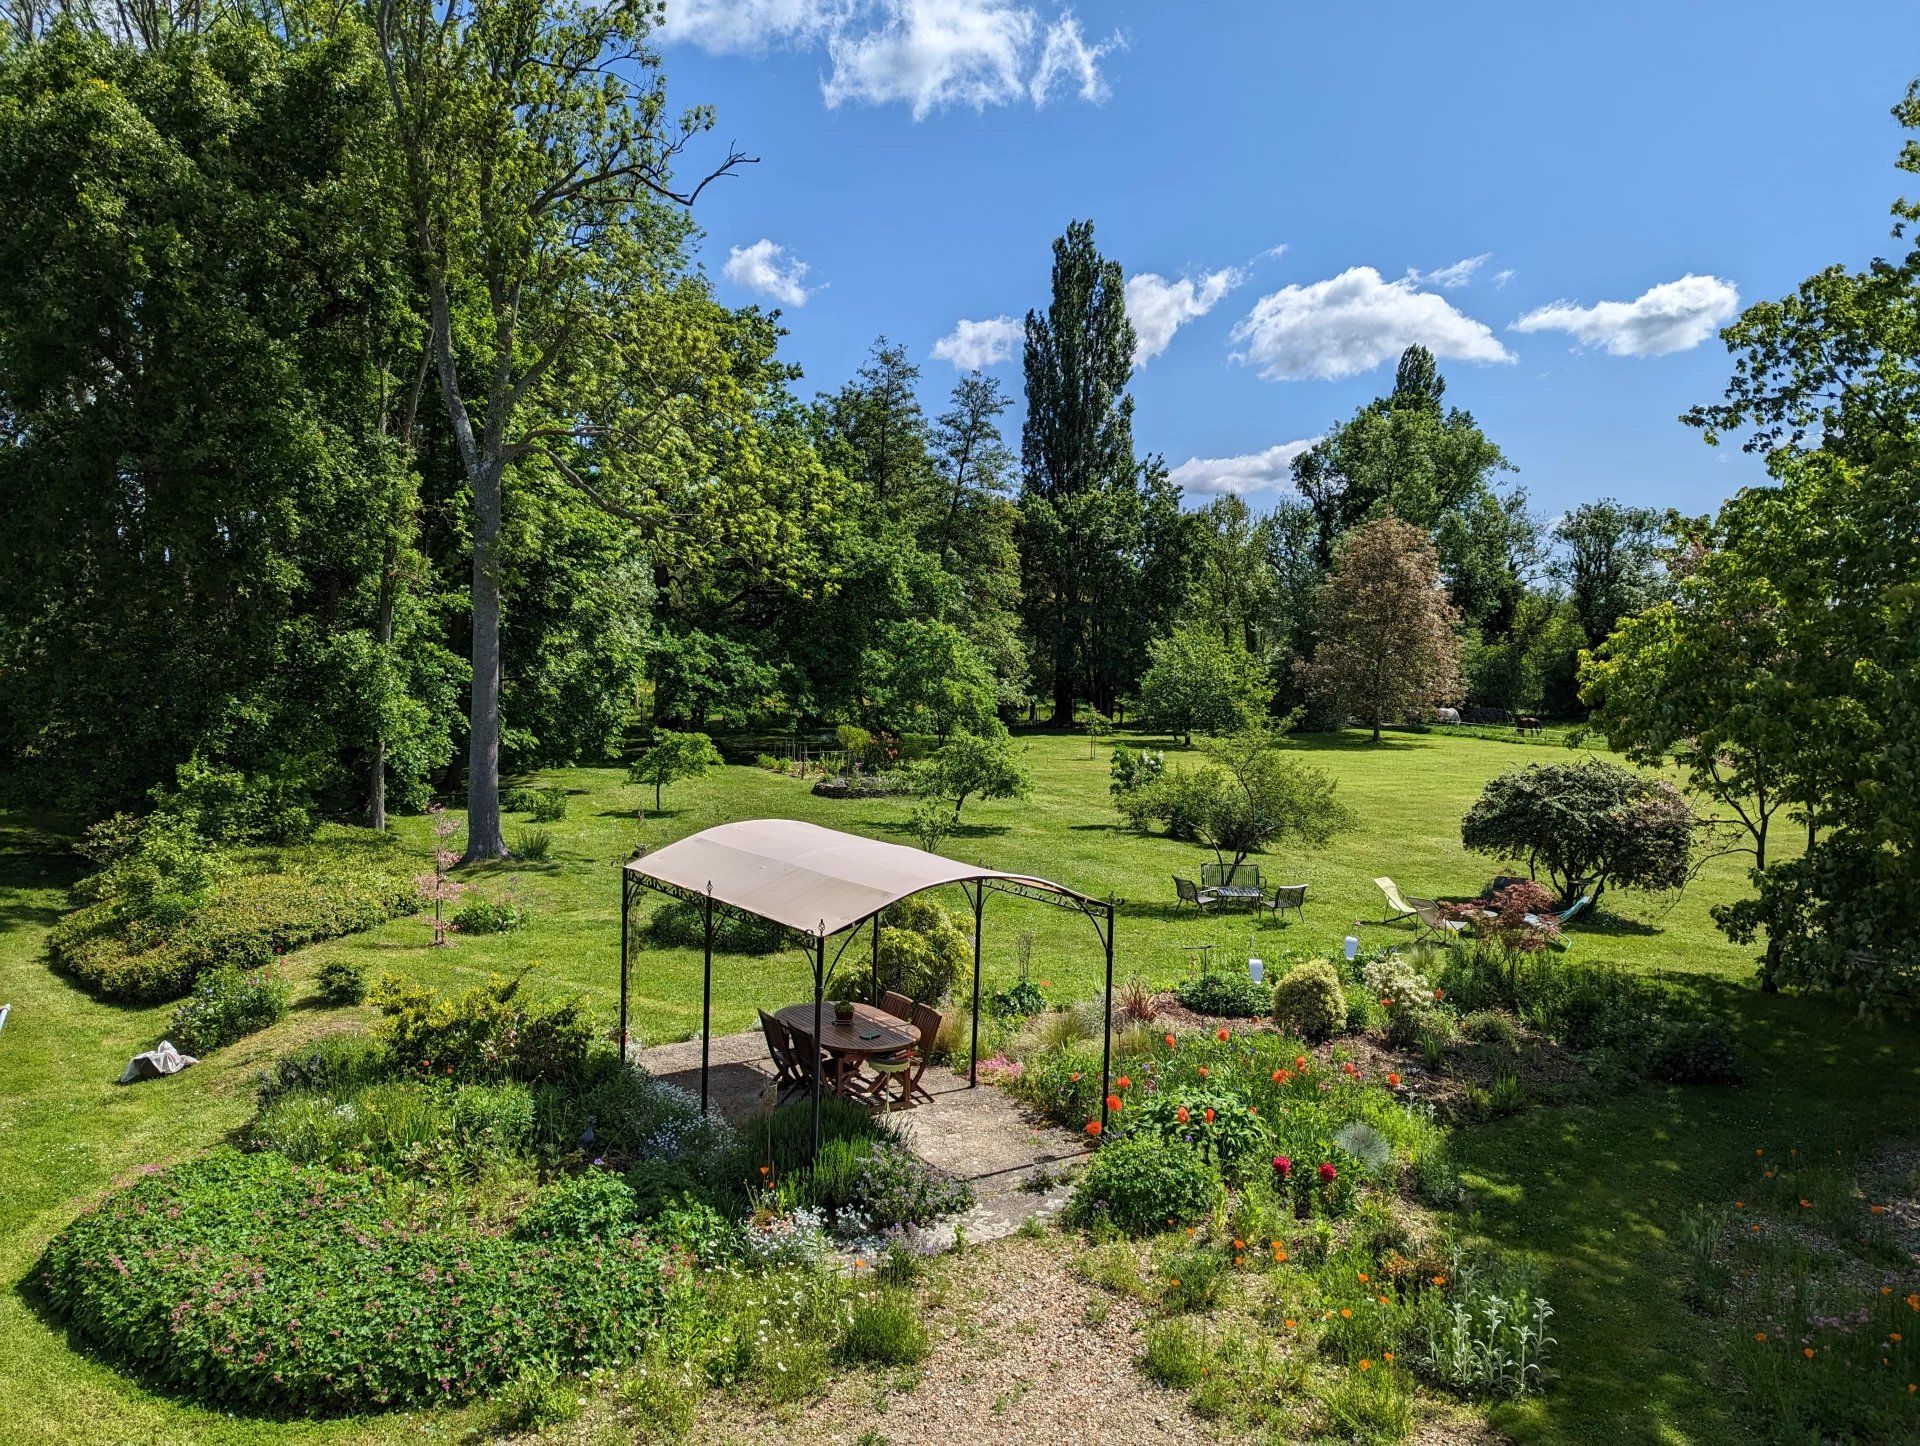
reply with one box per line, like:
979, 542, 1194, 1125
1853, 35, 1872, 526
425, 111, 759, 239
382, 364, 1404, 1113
638, 1027, 1092, 1241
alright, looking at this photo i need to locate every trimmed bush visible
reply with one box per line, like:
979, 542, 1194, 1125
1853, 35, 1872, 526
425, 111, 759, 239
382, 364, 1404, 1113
646, 897, 794, 955
168, 965, 287, 1054
316, 957, 367, 1005
35, 1150, 668, 1412
1175, 972, 1271, 1018
1273, 960, 1346, 1042
451, 897, 529, 935
50, 833, 419, 1003
369, 973, 594, 1085
1068, 1136, 1220, 1236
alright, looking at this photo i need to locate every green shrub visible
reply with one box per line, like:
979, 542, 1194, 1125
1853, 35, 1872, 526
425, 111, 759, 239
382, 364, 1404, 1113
1463, 1009, 1520, 1051
624, 1158, 705, 1216
50, 832, 420, 1003
316, 957, 367, 1005
1273, 960, 1346, 1042
1127, 1087, 1271, 1175
1005, 1041, 1102, 1128
369, 973, 595, 1085
646, 897, 794, 955
874, 894, 970, 1003
1176, 972, 1272, 1018
1344, 982, 1383, 1035
253, 1032, 386, 1107
516, 1170, 639, 1240
526, 786, 569, 822
989, 978, 1047, 1018
838, 1289, 928, 1365
452, 897, 529, 935
849, 1142, 974, 1230
167, 965, 288, 1054
727, 1096, 895, 1192
248, 1078, 534, 1171
1068, 1136, 1220, 1236
512, 827, 554, 862
36, 1151, 669, 1412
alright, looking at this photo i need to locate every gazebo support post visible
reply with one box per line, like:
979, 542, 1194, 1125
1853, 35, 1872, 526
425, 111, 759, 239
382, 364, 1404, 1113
700, 884, 714, 1117
810, 931, 826, 1157
618, 869, 631, 1066
1098, 896, 1115, 1138
870, 913, 881, 1004
969, 882, 984, 1087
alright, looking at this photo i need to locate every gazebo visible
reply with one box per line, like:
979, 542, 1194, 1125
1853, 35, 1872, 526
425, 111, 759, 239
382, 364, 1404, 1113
618, 819, 1117, 1152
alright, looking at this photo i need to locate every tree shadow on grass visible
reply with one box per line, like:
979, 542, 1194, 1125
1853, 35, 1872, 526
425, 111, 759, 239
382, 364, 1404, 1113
1282, 731, 1426, 753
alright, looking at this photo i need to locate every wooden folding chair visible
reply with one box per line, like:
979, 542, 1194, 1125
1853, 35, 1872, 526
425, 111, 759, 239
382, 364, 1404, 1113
879, 989, 914, 1022
759, 1009, 827, 1103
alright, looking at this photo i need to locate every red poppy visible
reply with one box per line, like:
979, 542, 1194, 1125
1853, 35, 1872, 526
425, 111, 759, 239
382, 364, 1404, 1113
1070, 1071, 1081, 1082
1387, 1072, 1401, 1087
1216, 1027, 1231, 1042
1175, 1106, 1190, 1123
1106, 1094, 1123, 1112
1318, 1161, 1338, 1182
1272, 1069, 1285, 1083
1116, 1075, 1132, 1090
1164, 1033, 1178, 1049
1203, 1108, 1216, 1123
1085, 1120, 1102, 1136
1197, 1065, 1210, 1078
1295, 1054, 1307, 1070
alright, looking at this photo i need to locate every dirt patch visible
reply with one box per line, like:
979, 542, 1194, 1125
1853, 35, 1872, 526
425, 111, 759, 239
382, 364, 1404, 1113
1859, 1142, 1920, 1266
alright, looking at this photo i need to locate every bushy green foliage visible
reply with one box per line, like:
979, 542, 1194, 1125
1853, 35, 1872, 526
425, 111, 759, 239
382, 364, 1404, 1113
875, 894, 970, 1003
913, 727, 1032, 820
253, 1032, 387, 1107
368, 972, 595, 1084
525, 786, 569, 822
990, 978, 1048, 1018
627, 730, 722, 809
1461, 759, 1695, 904
317, 957, 367, 1005
167, 965, 288, 1054
1137, 624, 1268, 744
646, 896, 794, 954
1126, 1087, 1270, 1173
512, 827, 554, 861
35, 1151, 668, 1412
1068, 1136, 1220, 1236
516, 1169, 639, 1240
451, 896, 530, 935
1273, 960, 1346, 1042
838, 1289, 929, 1367
249, 1078, 533, 1172
1175, 972, 1271, 1018
847, 1141, 974, 1230
50, 832, 419, 1002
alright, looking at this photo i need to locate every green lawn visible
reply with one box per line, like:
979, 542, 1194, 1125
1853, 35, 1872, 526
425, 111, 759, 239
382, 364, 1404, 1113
2, 726, 1913, 1443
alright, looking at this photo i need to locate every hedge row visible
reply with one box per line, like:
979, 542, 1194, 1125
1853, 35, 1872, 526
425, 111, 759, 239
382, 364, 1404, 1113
36, 1150, 670, 1412
49, 841, 420, 1002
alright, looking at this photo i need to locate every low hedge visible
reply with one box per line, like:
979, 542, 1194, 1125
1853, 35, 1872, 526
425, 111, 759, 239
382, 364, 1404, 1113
49, 836, 420, 1003
36, 1150, 670, 1413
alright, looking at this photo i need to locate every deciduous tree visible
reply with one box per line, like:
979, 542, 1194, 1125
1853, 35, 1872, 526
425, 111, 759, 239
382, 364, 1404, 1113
1137, 625, 1268, 746
1296, 514, 1464, 742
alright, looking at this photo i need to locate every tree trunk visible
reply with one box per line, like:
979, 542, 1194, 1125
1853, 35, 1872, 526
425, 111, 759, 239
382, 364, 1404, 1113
368, 571, 393, 831
465, 492, 507, 860
1052, 672, 1076, 729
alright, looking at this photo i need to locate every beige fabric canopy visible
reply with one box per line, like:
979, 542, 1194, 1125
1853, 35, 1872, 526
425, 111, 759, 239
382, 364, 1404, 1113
623, 818, 1088, 937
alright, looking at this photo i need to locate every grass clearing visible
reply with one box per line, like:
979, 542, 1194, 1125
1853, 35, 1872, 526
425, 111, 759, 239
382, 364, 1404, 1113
2, 726, 1915, 1441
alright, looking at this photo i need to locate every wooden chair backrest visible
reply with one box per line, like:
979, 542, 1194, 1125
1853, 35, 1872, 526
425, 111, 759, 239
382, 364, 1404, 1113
880, 989, 915, 1022
909, 1003, 943, 1082
758, 1009, 796, 1080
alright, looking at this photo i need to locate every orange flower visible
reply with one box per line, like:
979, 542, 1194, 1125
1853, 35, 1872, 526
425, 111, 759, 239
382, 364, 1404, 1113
1165, 1032, 1178, 1049
1039, 979, 1051, 988
1274, 1249, 1289, 1263
1283, 1318, 1297, 1329
1755, 1332, 1767, 1342
1234, 1255, 1244, 1266
757, 1164, 770, 1176
1750, 1224, 1761, 1233
1870, 1204, 1886, 1215
1249, 1106, 1258, 1116
1755, 1148, 1764, 1156
1105, 1094, 1122, 1112
1175, 1106, 1190, 1124
1216, 1027, 1231, 1041
1891, 1331, 1905, 1343
1387, 1072, 1401, 1088
1197, 1065, 1211, 1078
1431, 1275, 1447, 1287
1907, 1293, 1919, 1311
1765, 1170, 1775, 1179
1340, 1308, 1353, 1319
1357, 1272, 1369, 1282
1169, 1277, 1180, 1288
1358, 1359, 1373, 1371
854, 1259, 865, 1269
1070, 1071, 1082, 1082
1804, 1347, 1816, 1359
1085, 1119, 1102, 1136
1272, 1069, 1285, 1083
1295, 1054, 1307, 1070
1799, 1199, 1812, 1209
1379, 997, 1392, 1008
1203, 1107, 1216, 1123
1378, 1295, 1390, 1305
1234, 1239, 1244, 1250
1383, 1351, 1394, 1362
1734, 1201, 1744, 1209
1116, 1075, 1132, 1090
1433, 988, 1444, 1001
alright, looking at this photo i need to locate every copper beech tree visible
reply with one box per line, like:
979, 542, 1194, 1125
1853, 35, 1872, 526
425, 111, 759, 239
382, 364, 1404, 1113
1296, 512, 1465, 742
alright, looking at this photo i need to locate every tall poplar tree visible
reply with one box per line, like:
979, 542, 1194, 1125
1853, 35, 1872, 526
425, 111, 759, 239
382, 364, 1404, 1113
1019, 219, 1143, 723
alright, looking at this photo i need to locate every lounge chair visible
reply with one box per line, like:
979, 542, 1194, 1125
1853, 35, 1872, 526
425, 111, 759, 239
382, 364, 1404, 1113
1375, 877, 1418, 924
1412, 898, 1466, 938
1266, 883, 1307, 923
1173, 876, 1219, 912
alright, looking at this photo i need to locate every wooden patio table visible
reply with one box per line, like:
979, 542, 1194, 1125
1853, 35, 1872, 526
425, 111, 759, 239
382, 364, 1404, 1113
776, 1001, 918, 1097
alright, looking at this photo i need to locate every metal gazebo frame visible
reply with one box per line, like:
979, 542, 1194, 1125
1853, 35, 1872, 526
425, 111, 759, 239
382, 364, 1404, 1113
616, 820, 1119, 1154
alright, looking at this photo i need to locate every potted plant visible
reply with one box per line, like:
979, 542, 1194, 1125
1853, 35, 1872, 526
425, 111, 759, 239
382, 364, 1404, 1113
832, 984, 857, 1024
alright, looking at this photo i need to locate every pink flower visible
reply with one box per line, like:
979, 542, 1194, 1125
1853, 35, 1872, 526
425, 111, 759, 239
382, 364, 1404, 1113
1318, 1161, 1338, 1183
1272, 1155, 1292, 1178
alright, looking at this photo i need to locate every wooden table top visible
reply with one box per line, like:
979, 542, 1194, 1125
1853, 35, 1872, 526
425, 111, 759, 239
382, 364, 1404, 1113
776, 1001, 917, 1057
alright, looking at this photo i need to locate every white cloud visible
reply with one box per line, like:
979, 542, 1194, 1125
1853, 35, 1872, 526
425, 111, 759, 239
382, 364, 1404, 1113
1511, 273, 1740, 357
1492, 268, 1516, 288
661, 0, 1119, 119
1030, 13, 1117, 105
722, 238, 814, 307
1169, 438, 1322, 497
1409, 253, 1491, 289
1125, 267, 1243, 366
931, 314, 1023, 369
657, 0, 843, 51
1230, 266, 1515, 382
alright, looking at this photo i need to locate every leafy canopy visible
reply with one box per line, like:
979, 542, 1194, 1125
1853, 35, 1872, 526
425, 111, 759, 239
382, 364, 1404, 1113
1137, 624, 1269, 746
626, 730, 722, 809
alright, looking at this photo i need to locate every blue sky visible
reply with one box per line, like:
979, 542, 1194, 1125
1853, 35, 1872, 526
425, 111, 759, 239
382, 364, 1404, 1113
657, 1, 1920, 519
